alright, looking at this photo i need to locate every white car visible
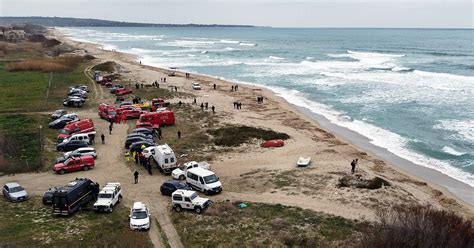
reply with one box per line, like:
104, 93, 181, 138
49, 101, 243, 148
129, 202, 151, 230
192, 82, 201, 90
172, 161, 210, 180
64, 147, 97, 159
3, 182, 29, 202
172, 190, 211, 214
93, 183, 122, 212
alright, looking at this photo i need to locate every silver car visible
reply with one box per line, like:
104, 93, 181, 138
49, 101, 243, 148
3, 182, 29, 202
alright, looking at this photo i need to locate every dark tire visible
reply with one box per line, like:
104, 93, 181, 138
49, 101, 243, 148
174, 205, 182, 212
179, 175, 185, 180
195, 207, 202, 214
83, 166, 89, 171
204, 190, 209, 195
118, 195, 122, 203
59, 170, 66, 175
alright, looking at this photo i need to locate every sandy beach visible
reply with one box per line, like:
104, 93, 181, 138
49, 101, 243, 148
50, 28, 474, 222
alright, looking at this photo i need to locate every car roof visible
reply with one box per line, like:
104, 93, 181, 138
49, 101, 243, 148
173, 189, 195, 197
187, 167, 215, 177
132, 202, 146, 210
76, 147, 95, 152
5, 182, 21, 188
165, 180, 184, 186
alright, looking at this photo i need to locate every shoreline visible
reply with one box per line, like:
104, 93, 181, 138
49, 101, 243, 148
53, 28, 474, 213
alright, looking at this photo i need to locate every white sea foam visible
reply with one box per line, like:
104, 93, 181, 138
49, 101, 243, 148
442, 146, 467, 156
268, 56, 285, 60
220, 39, 240, 44
434, 120, 474, 143
240, 43, 257, 46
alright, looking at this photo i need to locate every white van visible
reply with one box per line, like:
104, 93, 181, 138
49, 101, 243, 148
186, 167, 222, 195
142, 144, 178, 173
61, 133, 91, 145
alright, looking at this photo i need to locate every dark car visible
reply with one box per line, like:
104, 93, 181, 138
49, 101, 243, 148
160, 180, 192, 196
51, 109, 67, 120
129, 141, 155, 152
56, 140, 89, 151
42, 187, 58, 205
131, 128, 156, 137
125, 136, 153, 149
48, 115, 78, 129
63, 98, 84, 107
127, 132, 153, 140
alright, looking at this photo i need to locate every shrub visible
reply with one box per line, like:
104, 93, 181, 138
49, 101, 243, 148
6, 56, 83, 72
92, 61, 116, 72
359, 205, 474, 248
208, 125, 290, 147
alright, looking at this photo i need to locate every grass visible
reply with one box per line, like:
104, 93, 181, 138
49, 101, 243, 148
92, 61, 116, 73
208, 125, 290, 147
0, 41, 44, 59
0, 114, 59, 174
0, 61, 90, 112
6, 56, 84, 72
0, 196, 153, 247
171, 201, 362, 247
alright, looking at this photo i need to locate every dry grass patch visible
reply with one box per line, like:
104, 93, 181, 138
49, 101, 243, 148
6, 56, 83, 72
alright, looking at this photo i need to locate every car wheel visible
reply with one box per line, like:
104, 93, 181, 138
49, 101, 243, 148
83, 166, 89, 171
174, 205, 182, 212
195, 207, 202, 214
179, 175, 185, 180
118, 195, 122, 203
59, 170, 66, 175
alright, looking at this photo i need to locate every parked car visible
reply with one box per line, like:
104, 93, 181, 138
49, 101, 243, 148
48, 114, 79, 129
143, 144, 178, 173
64, 147, 97, 159
186, 167, 222, 195
59, 133, 91, 145
55, 151, 83, 163
115, 88, 132, 96
56, 139, 89, 152
122, 108, 144, 119
132, 127, 156, 137
129, 140, 156, 152
58, 118, 95, 141
3, 182, 29, 202
42, 187, 58, 205
93, 183, 122, 213
52, 178, 99, 215
129, 202, 150, 231
171, 190, 211, 214
125, 136, 153, 149
192, 82, 201, 90
63, 98, 84, 107
70, 85, 89, 92
160, 180, 191, 196
120, 101, 134, 107
172, 161, 210, 180
51, 109, 67, 120
110, 84, 124, 93
127, 132, 153, 140
53, 155, 95, 174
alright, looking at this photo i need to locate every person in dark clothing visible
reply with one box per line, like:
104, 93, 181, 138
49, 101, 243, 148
101, 134, 105, 144
157, 83, 160, 89
205, 102, 208, 110
193, 98, 197, 105
135, 152, 139, 165
141, 83, 144, 89
147, 161, 152, 175
174, 86, 178, 92
109, 125, 112, 134
211, 105, 215, 114
177, 131, 181, 139
200, 103, 204, 111
164, 77, 166, 82
231, 85, 234, 91
235, 85, 238, 91
351, 159, 358, 174
213, 84, 216, 90
233, 101, 237, 109
178, 101, 182, 107
134, 170, 139, 184
158, 128, 162, 140
90, 133, 95, 144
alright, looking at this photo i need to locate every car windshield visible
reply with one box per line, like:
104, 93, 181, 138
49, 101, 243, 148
203, 174, 219, 184
99, 193, 112, 198
132, 210, 148, 219
9, 186, 24, 193
177, 182, 188, 189
64, 159, 72, 165
190, 193, 198, 200
60, 129, 71, 135
108, 111, 116, 115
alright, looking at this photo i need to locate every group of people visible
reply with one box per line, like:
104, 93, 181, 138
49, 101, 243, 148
135, 83, 144, 89
233, 101, 243, 109
231, 85, 239, 91
193, 98, 216, 113
132, 150, 153, 176
152, 81, 160, 88
257, 96, 264, 104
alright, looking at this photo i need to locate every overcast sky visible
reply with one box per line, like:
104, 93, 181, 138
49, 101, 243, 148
0, 0, 472, 28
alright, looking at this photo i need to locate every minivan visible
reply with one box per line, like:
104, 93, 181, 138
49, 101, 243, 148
186, 167, 222, 195
60, 133, 91, 145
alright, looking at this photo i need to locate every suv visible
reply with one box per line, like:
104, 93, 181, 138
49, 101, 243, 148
93, 183, 122, 212
64, 147, 97, 159
172, 161, 210, 180
171, 190, 211, 214
48, 114, 79, 129
51, 109, 67, 120
192, 82, 201, 90
56, 139, 89, 151
53, 155, 95, 174
129, 202, 150, 230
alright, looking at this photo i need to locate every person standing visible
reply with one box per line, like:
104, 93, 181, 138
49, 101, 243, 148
231, 85, 234, 91
211, 105, 215, 114
200, 103, 204, 111
147, 160, 152, 175
158, 128, 162, 140
351, 159, 358, 174
177, 130, 181, 139
101, 134, 105, 144
90, 133, 95, 144
205, 102, 208, 110
174, 86, 178, 92
213, 84, 216, 90
134, 152, 139, 165
134, 170, 139, 184
109, 125, 113, 134
193, 98, 197, 105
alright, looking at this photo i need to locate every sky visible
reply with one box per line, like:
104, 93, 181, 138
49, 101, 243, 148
0, 0, 473, 28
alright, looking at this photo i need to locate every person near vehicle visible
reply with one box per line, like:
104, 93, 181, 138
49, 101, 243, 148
158, 128, 162, 140
177, 130, 181, 139
351, 159, 358, 174
147, 160, 152, 175
90, 133, 95, 144
121, 113, 127, 124
125, 151, 131, 162
134, 152, 139, 165
134, 170, 139, 184
109, 125, 113, 134
101, 134, 105, 144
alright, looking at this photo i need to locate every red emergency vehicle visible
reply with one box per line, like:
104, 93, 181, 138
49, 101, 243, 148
136, 110, 175, 128
58, 119, 95, 141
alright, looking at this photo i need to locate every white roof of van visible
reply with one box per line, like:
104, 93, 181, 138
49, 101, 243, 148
187, 167, 214, 177
156, 144, 174, 155
132, 202, 145, 210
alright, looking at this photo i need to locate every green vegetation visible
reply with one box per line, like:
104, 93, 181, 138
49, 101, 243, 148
172, 201, 362, 247
0, 197, 153, 247
92, 61, 116, 73
208, 125, 290, 147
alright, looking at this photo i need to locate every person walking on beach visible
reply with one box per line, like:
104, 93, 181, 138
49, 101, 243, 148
211, 105, 215, 114
101, 134, 105, 144
233, 101, 237, 109
174, 86, 178, 92
205, 102, 208, 110
351, 159, 358, 174
177, 130, 181, 139
235, 85, 238, 91
231, 85, 234, 91
200, 103, 204, 111
213, 84, 216, 90
134, 170, 139, 184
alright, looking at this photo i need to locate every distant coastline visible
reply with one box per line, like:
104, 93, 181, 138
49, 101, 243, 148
0, 16, 257, 28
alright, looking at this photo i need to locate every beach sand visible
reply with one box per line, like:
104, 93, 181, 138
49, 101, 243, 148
52, 28, 473, 221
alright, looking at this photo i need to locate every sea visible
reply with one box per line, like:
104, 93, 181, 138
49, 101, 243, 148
59, 27, 474, 187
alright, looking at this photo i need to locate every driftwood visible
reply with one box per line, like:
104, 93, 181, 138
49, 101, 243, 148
339, 175, 391, 189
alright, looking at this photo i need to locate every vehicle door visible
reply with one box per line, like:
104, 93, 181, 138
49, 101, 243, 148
184, 197, 192, 209
71, 140, 81, 149
3, 185, 9, 198
70, 158, 81, 171
198, 177, 206, 191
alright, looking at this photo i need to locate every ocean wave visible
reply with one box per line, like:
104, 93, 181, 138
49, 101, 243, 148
268, 56, 285, 60
220, 39, 240, 44
347, 50, 406, 58
442, 146, 467, 156
434, 120, 474, 143
240, 43, 257, 46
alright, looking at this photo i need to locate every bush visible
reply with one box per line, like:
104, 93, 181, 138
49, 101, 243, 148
92, 61, 116, 73
6, 56, 83, 72
360, 205, 474, 248
208, 125, 290, 147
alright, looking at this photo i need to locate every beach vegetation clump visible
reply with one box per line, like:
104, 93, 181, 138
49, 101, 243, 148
6, 55, 83, 72
92, 61, 116, 73
208, 125, 290, 147
359, 205, 474, 248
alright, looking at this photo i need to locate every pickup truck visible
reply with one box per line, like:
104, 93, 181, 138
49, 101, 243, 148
93, 183, 123, 212
53, 155, 95, 175
171, 161, 210, 180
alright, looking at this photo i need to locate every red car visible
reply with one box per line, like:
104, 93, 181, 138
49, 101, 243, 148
99, 107, 117, 121
136, 110, 175, 128
58, 119, 95, 141
53, 155, 95, 175
122, 108, 144, 119
115, 88, 132, 96
260, 139, 284, 148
